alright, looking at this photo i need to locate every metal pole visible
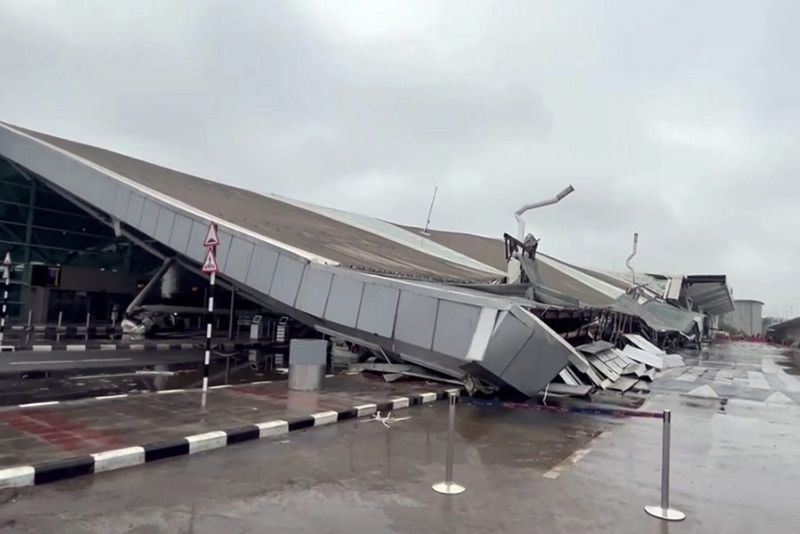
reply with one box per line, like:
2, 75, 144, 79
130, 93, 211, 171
645, 410, 685, 521
432, 390, 466, 495
227, 288, 235, 340
203, 271, 216, 393
27, 309, 32, 328
0, 252, 10, 346
85, 312, 90, 341
56, 310, 63, 343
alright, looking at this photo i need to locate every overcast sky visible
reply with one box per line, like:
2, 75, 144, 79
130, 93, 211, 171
1, 1, 798, 316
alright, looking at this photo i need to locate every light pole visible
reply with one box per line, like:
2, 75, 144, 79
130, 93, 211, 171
514, 185, 575, 241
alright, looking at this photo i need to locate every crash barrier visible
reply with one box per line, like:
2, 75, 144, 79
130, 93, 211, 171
432, 390, 466, 495
465, 398, 685, 521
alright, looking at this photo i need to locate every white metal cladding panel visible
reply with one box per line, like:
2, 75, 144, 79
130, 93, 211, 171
270, 254, 305, 305
139, 199, 159, 236
187, 220, 209, 263
112, 186, 131, 219
246, 245, 280, 295
215, 231, 233, 272
125, 193, 145, 227
394, 291, 438, 349
0, 127, 104, 208
478, 312, 533, 376
356, 284, 399, 337
324, 275, 364, 328
432, 300, 481, 358
296, 268, 333, 317
170, 214, 192, 255
225, 237, 255, 282
501, 325, 569, 396
154, 207, 176, 245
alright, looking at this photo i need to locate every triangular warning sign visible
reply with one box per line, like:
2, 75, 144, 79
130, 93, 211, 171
201, 248, 219, 274
203, 223, 220, 247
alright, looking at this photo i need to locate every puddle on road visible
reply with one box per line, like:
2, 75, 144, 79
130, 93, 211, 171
0, 352, 292, 407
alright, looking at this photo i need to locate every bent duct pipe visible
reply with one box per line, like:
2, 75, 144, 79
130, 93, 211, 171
626, 232, 639, 286
515, 185, 575, 241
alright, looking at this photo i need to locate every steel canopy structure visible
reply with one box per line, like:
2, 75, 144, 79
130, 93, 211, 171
0, 122, 582, 396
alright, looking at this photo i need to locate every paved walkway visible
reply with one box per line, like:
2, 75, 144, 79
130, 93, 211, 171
0, 375, 451, 473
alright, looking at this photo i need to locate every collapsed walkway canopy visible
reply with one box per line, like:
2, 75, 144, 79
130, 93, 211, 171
0, 122, 577, 396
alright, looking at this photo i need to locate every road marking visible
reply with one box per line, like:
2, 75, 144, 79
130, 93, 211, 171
676, 370, 698, 383
747, 371, 771, 390
714, 368, 733, 384
66, 345, 86, 352
94, 394, 128, 400
543, 448, 593, 479
156, 389, 185, 394
10, 358, 131, 365
18, 401, 60, 408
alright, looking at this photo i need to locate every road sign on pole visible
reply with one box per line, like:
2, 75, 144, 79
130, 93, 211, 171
200, 223, 221, 400
203, 223, 220, 248
201, 248, 219, 274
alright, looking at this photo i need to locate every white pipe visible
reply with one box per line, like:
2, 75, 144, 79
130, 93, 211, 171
626, 232, 639, 285
515, 185, 574, 241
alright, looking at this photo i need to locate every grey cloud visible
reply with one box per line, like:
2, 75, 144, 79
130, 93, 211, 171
1, 0, 797, 315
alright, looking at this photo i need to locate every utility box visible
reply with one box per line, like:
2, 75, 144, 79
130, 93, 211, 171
288, 339, 327, 391
250, 315, 263, 340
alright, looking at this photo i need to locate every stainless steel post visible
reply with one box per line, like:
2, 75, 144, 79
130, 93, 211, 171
432, 390, 466, 495
56, 311, 63, 342
85, 312, 90, 341
645, 410, 685, 521
27, 310, 32, 327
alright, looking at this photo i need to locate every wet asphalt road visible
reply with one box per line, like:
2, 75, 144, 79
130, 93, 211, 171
1, 342, 799, 533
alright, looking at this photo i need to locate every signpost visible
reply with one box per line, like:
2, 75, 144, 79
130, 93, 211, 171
0, 252, 10, 347
201, 224, 219, 395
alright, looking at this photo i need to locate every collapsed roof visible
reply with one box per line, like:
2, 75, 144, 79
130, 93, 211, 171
0, 122, 732, 396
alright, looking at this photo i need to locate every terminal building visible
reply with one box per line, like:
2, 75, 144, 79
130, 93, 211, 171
0, 122, 734, 396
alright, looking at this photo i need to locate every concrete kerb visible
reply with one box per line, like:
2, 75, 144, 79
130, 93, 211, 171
0, 388, 457, 490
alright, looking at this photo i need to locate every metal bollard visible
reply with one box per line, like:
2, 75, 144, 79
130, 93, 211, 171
85, 312, 91, 341
27, 310, 32, 327
56, 311, 63, 342
432, 390, 466, 495
645, 409, 685, 521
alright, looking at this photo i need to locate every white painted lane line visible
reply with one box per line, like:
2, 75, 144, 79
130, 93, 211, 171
676, 371, 698, 383
19, 401, 60, 408
156, 389, 185, 394
776, 373, 800, 392
94, 394, 128, 400
748, 371, 771, 390
714, 368, 733, 384
10, 357, 131, 365
543, 448, 593, 479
